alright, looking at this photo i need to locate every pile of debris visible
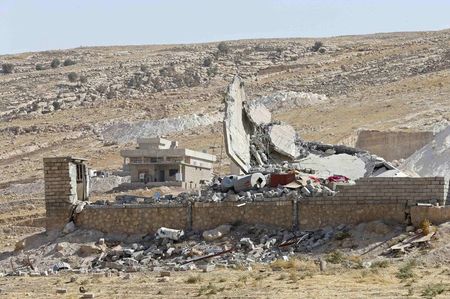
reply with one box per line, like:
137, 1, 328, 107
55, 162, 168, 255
4, 221, 406, 277
224, 75, 403, 180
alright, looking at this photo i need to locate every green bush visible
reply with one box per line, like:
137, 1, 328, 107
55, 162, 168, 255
202, 57, 212, 67
35, 64, 45, 71
2, 63, 14, 74
51, 58, 60, 68
217, 42, 229, 54
67, 72, 78, 82
63, 58, 76, 66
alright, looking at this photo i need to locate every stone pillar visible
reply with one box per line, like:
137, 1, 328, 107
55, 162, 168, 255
44, 157, 79, 231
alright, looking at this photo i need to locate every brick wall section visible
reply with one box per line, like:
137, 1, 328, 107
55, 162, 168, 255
192, 201, 292, 230
334, 177, 447, 205
75, 204, 188, 234
44, 157, 76, 230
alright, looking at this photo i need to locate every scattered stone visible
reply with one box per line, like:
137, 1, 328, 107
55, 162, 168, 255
159, 271, 170, 277
56, 288, 67, 294
157, 277, 169, 283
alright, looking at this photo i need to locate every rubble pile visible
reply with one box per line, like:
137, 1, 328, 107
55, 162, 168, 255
2, 221, 405, 277
225, 76, 402, 181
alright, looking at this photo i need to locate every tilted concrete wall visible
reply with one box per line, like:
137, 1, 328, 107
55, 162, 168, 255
67, 177, 448, 234
355, 130, 433, 161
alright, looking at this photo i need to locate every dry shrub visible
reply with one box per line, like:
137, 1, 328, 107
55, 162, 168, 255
420, 219, 432, 235
271, 258, 316, 272
185, 275, 202, 284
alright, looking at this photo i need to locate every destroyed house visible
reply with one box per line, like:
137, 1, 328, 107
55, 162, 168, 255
121, 138, 216, 189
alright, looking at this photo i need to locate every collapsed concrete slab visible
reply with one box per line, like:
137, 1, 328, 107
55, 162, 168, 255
244, 101, 271, 126
267, 124, 299, 159
223, 76, 251, 174
298, 153, 367, 180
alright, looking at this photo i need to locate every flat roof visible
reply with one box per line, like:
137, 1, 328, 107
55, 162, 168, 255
121, 148, 216, 162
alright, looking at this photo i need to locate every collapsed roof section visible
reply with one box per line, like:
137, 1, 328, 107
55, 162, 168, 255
223, 75, 402, 179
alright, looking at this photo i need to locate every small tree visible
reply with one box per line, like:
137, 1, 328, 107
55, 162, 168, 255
67, 72, 78, 82
2, 63, 14, 74
311, 41, 323, 52
63, 58, 76, 66
35, 64, 45, 71
51, 58, 60, 68
217, 42, 229, 54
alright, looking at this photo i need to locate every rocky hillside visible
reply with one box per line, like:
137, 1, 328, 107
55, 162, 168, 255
0, 29, 449, 189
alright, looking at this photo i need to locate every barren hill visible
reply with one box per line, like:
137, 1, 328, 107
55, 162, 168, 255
0, 29, 449, 201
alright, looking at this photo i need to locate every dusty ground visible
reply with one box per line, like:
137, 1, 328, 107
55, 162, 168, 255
1, 264, 450, 298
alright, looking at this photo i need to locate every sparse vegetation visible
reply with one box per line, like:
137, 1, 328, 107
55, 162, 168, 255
217, 41, 230, 54
67, 72, 79, 82
197, 282, 224, 296
371, 260, 390, 268
79, 75, 88, 84
2, 63, 14, 74
35, 64, 45, 71
335, 231, 351, 240
51, 58, 60, 68
140, 64, 149, 72
63, 58, 76, 66
396, 260, 416, 280
326, 250, 345, 264
312, 41, 324, 52
96, 84, 108, 94
202, 57, 212, 67
421, 283, 446, 298
185, 274, 202, 284
207, 65, 218, 77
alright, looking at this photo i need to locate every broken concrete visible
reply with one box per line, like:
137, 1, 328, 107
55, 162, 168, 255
267, 124, 298, 159
223, 76, 252, 173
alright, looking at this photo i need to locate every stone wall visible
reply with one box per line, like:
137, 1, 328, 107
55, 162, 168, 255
192, 201, 293, 230
298, 200, 405, 230
410, 206, 450, 227
355, 130, 433, 161
63, 177, 449, 234
76, 204, 189, 234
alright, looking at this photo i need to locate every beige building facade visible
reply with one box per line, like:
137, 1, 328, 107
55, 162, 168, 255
121, 138, 216, 189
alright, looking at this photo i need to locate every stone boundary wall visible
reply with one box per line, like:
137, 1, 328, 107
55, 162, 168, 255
76, 204, 189, 234
334, 177, 447, 205
71, 177, 448, 234
298, 200, 406, 230
192, 201, 293, 230
410, 206, 450, 227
